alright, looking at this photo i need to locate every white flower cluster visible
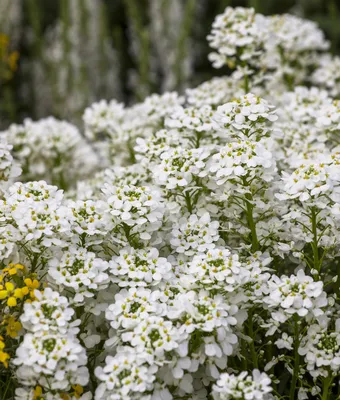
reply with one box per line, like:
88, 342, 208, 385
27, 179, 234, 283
14, 288, 89, 393
207, 7, 267, 70
48, 247, 110, 303
1, 117, 97, 189
299, 320, 340, 377
3, 6, 340, 400
208, 7, 328, 89
264, 270, 328, 323
311, 54, 340, 98
212, 369, 272, 400
0, 139, 21, 191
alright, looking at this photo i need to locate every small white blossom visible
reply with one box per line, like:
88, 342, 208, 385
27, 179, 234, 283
14, 332, 89, 391
95, 349, 157, 400
48, 247, 109, 303
109, 247, 172, 287
264, 270, 328, 321
170, 213, 219, 256
105, 288, 166, 330
212, 369, 272, 400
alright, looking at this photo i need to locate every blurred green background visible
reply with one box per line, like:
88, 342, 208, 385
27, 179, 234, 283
0, 0, 339, 128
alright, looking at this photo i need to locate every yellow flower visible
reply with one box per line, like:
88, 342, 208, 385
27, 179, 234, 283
7, 297, 17, 307
0, 350, 10, 367
0, 33, 9, 50
21, 286, 29, 296
33, 386, 43, 400
5, 316, 22, 338
10, 263, 24, 270
72, 385, 84, 398
0, 281, 29, 306
4, 282, 14, 291
24, 278, 40, 290
8, 51, 19, 71
0, 282, 14, 300
8, 267, 18, 275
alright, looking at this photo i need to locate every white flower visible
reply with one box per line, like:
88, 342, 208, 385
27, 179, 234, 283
275, 332, 293, 350
311, 54, 340, 97
154, 147, 210, 190
14, 387, 92, 400
83, 99, 125, 140
20, 287, 77, 335
264, 270, 328, 321
276, 161, 340, 203
209, 141, 274, 185
135, 129, 187, 165
207, 7, 267, 70
212, 369, 272, 400
266, 13, 328, 63
2, 117, 96, 185
299, 321, 340, 377
3, 181, 71, 246
14, 332, 88, 391
68, 199, 112, 237
168, 290, 238, 335
186, 248, 249, 290
213, 94, 277, 140
277, 86, 331, 125
185, 76, 242, 108
165, 105, 218, 133
122, 316, 179, 364
103, 164, 149, 188
48, 247, 109, 303
0, 139, 21, 192
95, 348, 157, 400
105, 288, 166, 330
170, 213, 219, 256
109, 247, 172, 287
102, 184, 164, 240
317, 99, 340, 129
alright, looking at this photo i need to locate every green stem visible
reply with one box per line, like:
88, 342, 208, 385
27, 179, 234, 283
310, 207, 321, 273
241, 340, 248, 370
184, 191, 193, 214
244, 194, 259, 253
290, 316, 300, 400
322, 375, 333, 400
127, 139, 136, 164
243, 73, 249, 93
248, 309, 258, 368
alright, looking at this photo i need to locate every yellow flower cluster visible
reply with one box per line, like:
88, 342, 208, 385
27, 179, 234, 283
33, 385, 84, 400
0, 264, 40, 369
0, 33, 19, 81
0, 264, 39, 307
0, 335, 10, 368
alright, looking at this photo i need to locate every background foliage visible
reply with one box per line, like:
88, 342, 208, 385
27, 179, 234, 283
0, 0, 339, 128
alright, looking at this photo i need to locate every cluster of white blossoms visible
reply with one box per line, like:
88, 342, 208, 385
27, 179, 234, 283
311, 54, 340, 98
0, 140, 21, 193
212, 370, 272, 400
207, 7, 328, 89
207, 7, 267, 70
3, 6, 340, 400
264, 270, 328, 323
108, 246, 172, 287
48, 247, 110, 303
0, 117, 97, 189
299, 321, 340, 378
13, 288, 89, 395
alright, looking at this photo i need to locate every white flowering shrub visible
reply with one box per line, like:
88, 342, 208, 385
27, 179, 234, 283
1, 6, 340, 400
